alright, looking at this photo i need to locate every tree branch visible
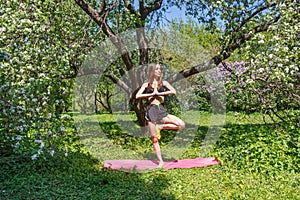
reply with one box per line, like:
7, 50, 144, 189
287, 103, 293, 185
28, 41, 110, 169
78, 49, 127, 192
123, 0, 138, 16
97, 0, 106, 15
74, 0, 104, 24
75, 0, 137, 88
167, 14, 281, 83
106, 74, 132, 95
141, 0, 163, 19
234, 3, 276, 34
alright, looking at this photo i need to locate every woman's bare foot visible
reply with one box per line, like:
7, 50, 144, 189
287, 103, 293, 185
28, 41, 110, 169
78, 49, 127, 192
157, 161, 164, 168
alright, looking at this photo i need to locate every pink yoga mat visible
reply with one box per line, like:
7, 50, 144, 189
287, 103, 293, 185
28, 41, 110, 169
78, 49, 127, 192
103, 157, 219, 170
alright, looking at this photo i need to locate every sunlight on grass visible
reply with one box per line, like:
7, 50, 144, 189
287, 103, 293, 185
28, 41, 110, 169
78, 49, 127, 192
74, 110, 279, 162
75, 110, 226, 161
1, 111, 299, 200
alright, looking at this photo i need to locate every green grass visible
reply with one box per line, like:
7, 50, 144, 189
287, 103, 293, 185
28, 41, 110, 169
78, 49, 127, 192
1, 111, 299, 199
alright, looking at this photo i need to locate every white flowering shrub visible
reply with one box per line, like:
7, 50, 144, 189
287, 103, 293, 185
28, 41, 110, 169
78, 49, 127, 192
0, 0, 99, 159
236, 2, 300, 124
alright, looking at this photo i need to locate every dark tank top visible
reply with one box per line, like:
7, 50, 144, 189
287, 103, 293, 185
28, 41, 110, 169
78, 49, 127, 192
147, 83, 165, 93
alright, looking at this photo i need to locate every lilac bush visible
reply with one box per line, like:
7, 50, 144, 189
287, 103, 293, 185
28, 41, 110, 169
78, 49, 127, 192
194, 61, 247, 112
194, 58, 299, 127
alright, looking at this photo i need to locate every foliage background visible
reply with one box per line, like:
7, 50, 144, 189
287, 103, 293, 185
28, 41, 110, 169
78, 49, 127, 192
0, 0, 299, 199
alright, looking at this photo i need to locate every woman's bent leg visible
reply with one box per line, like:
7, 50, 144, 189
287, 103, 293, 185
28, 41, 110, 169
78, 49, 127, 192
159, 114, 185, 131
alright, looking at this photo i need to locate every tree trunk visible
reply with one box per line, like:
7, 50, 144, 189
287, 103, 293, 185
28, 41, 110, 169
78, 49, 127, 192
130, 90, 147, 127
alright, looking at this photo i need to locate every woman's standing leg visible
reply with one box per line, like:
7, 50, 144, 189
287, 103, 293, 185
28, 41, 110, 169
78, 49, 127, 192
148, 121, 164, 168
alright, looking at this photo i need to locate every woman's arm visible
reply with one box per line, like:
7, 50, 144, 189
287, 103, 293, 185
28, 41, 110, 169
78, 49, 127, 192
157, 81, 176, 96
136, 83, 156, 99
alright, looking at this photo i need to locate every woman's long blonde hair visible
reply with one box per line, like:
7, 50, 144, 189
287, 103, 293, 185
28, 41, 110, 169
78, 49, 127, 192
148, 63, 163, 90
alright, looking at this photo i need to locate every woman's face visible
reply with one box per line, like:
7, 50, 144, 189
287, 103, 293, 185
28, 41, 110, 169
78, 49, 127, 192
154, 64, 162, 78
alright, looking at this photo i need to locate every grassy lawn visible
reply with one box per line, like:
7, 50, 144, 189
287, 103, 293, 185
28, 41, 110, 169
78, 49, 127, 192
1, 111, 299, 199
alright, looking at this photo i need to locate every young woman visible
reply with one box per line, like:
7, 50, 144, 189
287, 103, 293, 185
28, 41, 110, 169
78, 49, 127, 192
136, 63, 185, 168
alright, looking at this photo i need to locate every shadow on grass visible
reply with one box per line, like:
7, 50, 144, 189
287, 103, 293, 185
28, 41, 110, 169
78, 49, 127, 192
97, 120, 199, 147
78, 115, 299, 166
98, 120, 202, 161
0, 151, 176, 200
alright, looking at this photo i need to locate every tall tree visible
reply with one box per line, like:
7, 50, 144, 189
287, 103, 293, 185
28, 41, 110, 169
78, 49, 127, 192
74, 0, 299, 126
